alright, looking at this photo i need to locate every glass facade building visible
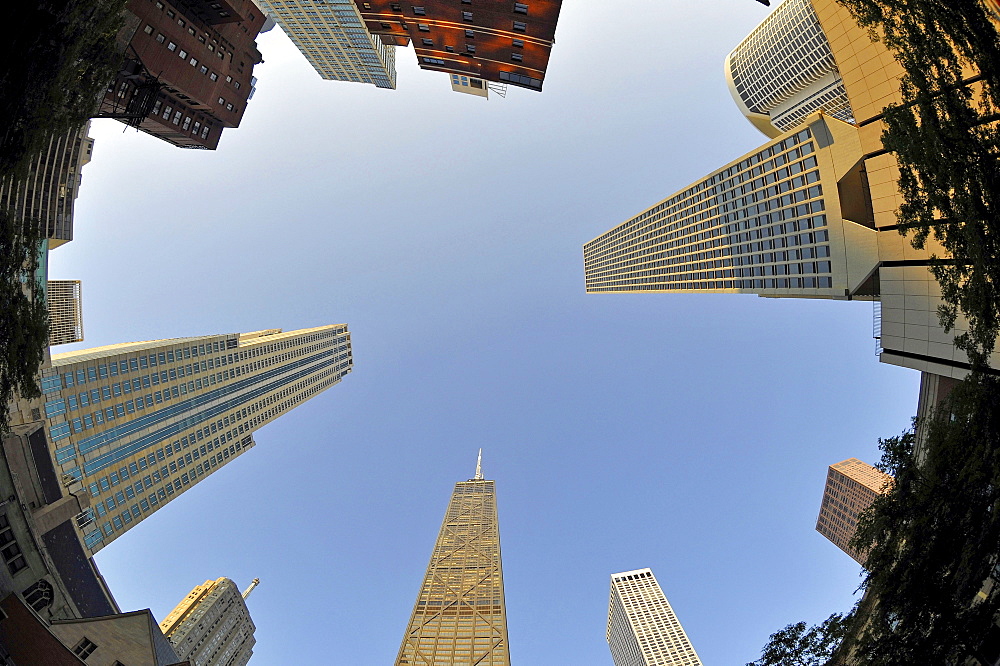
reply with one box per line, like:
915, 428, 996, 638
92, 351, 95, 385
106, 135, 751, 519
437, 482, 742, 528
395, 464, 509, 665
34, 325, 352, 556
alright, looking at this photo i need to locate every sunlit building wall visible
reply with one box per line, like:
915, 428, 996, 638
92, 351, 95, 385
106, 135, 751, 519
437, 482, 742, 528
815, 458, 891, 564
161, 577, 258, 666
47, 280, 84, 347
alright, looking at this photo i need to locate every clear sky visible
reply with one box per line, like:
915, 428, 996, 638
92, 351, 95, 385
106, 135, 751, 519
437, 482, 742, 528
52, 1, 918, 663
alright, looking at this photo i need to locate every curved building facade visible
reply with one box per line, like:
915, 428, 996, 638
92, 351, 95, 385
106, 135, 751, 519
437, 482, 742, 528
725, 0, 854, 137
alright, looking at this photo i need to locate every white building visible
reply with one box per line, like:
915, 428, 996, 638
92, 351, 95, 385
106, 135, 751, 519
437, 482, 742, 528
724, 0, 854, 137
161, 577, 259, 666
607, 568, 703, 666
254, 0, 395, 88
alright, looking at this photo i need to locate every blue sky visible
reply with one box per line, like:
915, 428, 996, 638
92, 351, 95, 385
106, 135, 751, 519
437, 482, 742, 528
53, 1, 918, 663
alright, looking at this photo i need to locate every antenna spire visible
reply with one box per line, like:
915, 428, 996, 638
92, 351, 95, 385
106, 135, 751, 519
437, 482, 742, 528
242, 578, 260, 600
474, 449, 483, 480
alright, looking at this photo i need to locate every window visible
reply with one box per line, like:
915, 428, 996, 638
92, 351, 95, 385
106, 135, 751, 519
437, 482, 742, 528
465, 29, 474, 37
421, 38, 433, 46
167, 41, 177, 51
462, 11, 473, 20
511, 52, 522, 61
143, 24, 153, 34
513, 20, 526, 31
189, 57, 198, 66
0, 514, 26, 574
514, 2, 528, 13
422, 57, 444, 65
178, 50, 188, 59
466, 44, 476, 52
380, 21, 391, 28
512, 38, 523, 47
418, 23, 429, 31
73, 638, 98, 660
412, 6, 425, 15
209, 72, 218, 81
390, 2, 401, 10
218, 97, 225, 104
199, 65, 208, 74
226, 103, 234, 111
172, 111, 181, 125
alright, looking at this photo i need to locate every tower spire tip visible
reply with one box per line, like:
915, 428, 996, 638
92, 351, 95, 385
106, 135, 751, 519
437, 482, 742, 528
474, 448, 483, 480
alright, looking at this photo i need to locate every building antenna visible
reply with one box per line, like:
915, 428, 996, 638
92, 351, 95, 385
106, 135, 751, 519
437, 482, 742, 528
475, 449, 483, 480
242, 578, 260, 600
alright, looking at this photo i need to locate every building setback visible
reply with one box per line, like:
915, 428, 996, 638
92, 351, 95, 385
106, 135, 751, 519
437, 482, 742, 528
816, 458, 892, 564
607, 568, 703, 666
354, 0, 564, 92
161, 577, 258, 666
0, 123, 94, 248
254, 0, 396, 88
101, 0, 267, 149
583, 0, 1000, 378
395, 452, 510, 665
47, 280, 84, 347
8, 325, 352, 556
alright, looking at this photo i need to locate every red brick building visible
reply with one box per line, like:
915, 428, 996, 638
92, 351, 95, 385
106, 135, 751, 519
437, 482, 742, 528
354, 0, 563, 91
102, 0, 266, 149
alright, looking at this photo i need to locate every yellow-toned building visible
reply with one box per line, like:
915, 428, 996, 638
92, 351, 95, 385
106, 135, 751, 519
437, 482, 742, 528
395, 454, 510, 666
584, 0, 1000, 378
161, 577, 259, 666
8, 325, 352, 556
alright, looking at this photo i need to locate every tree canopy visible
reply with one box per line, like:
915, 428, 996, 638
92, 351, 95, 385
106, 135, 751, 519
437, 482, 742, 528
746, 613, 850, 666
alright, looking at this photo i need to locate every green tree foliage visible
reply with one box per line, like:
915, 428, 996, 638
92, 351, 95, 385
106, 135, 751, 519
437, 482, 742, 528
1, 0, 125, 179
849, 374, 1000, 665
746, 613, 851, 666
835, 0, 1000, 368
0, 207, 48, 433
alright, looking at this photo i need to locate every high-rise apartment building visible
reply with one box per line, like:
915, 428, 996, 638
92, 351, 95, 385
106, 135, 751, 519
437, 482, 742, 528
101, 0, 267, 149
725, 0, 854, 137
47, 280, 84, 347
355, 0, 564, 92
11, 325, 352, 556
583, 0, 1000, 377
395, 453, 509, 665
0, 123, 94, 248
160, 577, 259, 666
254, 0, 396, 88
816, 458, 892, 565
607, 568, 703, 666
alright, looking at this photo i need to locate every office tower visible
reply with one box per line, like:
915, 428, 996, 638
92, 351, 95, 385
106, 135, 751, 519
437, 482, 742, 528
395, 452, 509, 665
47, 280, 84, 346
100, 0, 267, 149
160, 577, 259, 666
725, 0, 854, 138
0, 123, 94, 248
355, 0, 564, 92
253, 0, 396, 89
584, 0, 1000, 376
816, 458, 892, 565
25, 325, 352, 556
607, 568, 703, 666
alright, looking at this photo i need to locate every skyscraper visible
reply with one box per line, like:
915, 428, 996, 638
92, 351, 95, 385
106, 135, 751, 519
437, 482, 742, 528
816, 458, 892, 565
354, 0, 564, 93
160, 577, 259, 666
725, 0, 854, 138
46, 280, 84, 346
14, 325, 352, 556
395, 452, 509, 665
100, 0, 267, 149
253, 0, 396, 89
583, 0, 1000, 376
607, 568, 703, 666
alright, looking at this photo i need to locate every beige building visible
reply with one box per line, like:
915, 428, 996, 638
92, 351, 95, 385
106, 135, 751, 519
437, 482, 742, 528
816, 458, 892, 565
161, 577, 258, 666
395, 452, 510, 666
252, 0, 396, 88
8, 325, 352, 557
584, 0, 1000, 379
607, 568, 703, 666
47, 280, 84, 347
0, 123, 94, 249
